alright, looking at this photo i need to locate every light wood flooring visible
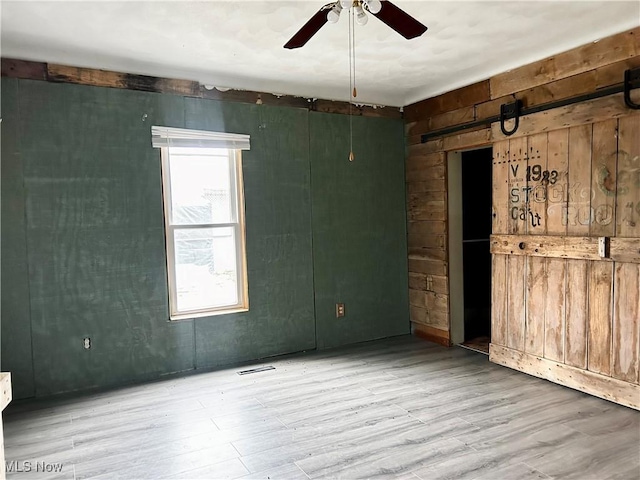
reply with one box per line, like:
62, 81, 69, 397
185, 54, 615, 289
4, 336, 639, 479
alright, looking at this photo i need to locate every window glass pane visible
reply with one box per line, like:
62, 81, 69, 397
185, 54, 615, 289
173, 227, 238, 312
168, 149, 233, 225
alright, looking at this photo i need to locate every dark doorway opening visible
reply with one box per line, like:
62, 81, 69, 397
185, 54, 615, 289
460, 147, 492, 354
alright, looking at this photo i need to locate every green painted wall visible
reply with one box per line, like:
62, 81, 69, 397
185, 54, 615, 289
1, 78, 408, 399
1, 79, 35, 399
310, 113, 409, 348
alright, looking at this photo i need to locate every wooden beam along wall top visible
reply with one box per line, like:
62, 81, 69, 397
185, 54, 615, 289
420, 69, 640, 143
491, 234, 640, 264
404, 28, 640, 144
0, 58, 403, 119
489, 28, 640, 100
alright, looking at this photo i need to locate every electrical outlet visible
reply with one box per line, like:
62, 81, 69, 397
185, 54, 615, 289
83, 337, 91, 350
336, 303, 345, 318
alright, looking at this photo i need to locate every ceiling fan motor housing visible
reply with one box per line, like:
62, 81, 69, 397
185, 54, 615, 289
283, 0, 428, 49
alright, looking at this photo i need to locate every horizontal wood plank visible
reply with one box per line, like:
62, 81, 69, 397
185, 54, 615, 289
410, 306, 449, 331
491, 234, 599, 260
442, 128, 492, 151
405, 80, 490, 121
425, 291, 449, 314
480, 72, 596, 121
489, 344, 640, 410
407, 191, 446, 204
409, 289, 427, 307
406, 133, 424, 146
491, 93, 640, 141
2, 58, 402, 116
406, 106, 475, 137
610, 238, 640, 264
407, 206, 446, 222
201, 88, 310, 109
407, 233, 446, 249
429, 275, 449, 294
407, 246, 447, 261
475, 95, 513, 121
1, 58, 47, 80
407, 220, 447, 235
491, 235, 640, 263
408, 256, 448, 276
595, 55, 640, 88
408, 273, 427, 290
414, 54, 640, 132
313, 99, 403, 119
406, 165, 446, 183
406, 180, 446, 193
407, 273, 450, 295
406, 152, 446, 169
407, 139, 444, 156
479, 56, 640, 120
490, 27, 639, 99
429, 106, 476, 131
412, 322, 450, 346
48, 64, 202, 96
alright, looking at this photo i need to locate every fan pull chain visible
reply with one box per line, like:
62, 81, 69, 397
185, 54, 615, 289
348, 5, 354, 162
352, 7, 357, 100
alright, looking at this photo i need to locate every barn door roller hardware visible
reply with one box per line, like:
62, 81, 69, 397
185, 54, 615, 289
499, 99, 522, 136
624, 68, 640, 109
421, 67, 640, 143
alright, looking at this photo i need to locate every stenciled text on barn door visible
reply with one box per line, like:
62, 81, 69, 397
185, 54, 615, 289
489, 112, 640, 410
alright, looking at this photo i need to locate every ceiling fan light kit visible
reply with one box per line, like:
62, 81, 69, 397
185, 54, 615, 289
327, 4, 342, 24
354, 5, 368, 26
284, 1, 427, 161
284, 1, 427, 50
364, 0, 382, 14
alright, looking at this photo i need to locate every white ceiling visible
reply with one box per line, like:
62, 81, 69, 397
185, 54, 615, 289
1, 1, 639, 107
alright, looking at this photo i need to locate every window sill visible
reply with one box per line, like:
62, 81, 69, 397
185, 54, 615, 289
169, 306, 249, 322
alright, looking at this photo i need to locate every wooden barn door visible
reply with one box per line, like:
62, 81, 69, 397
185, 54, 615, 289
489, 113, 640, 410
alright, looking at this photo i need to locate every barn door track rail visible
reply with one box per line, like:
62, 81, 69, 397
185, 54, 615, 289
421, 67, 640, 143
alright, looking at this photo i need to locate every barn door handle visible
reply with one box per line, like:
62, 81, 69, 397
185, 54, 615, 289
500, 100, 522, 136
624, 68, 640, 110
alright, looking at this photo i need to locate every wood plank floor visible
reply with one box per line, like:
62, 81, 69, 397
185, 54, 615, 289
4, 336, 639, 479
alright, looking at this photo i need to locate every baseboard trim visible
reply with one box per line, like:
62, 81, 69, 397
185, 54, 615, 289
412, 323, 451, 347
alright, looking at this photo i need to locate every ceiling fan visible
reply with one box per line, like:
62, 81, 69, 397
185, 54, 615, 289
284, 0, 428, 49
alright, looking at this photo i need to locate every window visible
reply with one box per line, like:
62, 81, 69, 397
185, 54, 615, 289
152, 126, 249, 319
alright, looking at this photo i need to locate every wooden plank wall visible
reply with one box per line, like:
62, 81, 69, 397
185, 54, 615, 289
405, 28, 640, 408
406, 84, 495, 345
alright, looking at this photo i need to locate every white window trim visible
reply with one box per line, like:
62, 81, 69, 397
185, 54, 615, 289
159, 145, 249, 321
152, 126, 250, 150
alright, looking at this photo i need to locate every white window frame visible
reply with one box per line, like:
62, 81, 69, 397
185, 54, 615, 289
159, 145, 249, 320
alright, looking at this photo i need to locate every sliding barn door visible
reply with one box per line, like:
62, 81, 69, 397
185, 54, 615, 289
489, 113, 640, 410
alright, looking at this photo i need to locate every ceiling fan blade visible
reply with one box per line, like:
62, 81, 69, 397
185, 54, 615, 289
284, 3, 334, 49
372, 1, 428, 40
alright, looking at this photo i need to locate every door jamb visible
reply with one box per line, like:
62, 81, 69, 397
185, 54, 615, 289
447, 151, 464, 345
